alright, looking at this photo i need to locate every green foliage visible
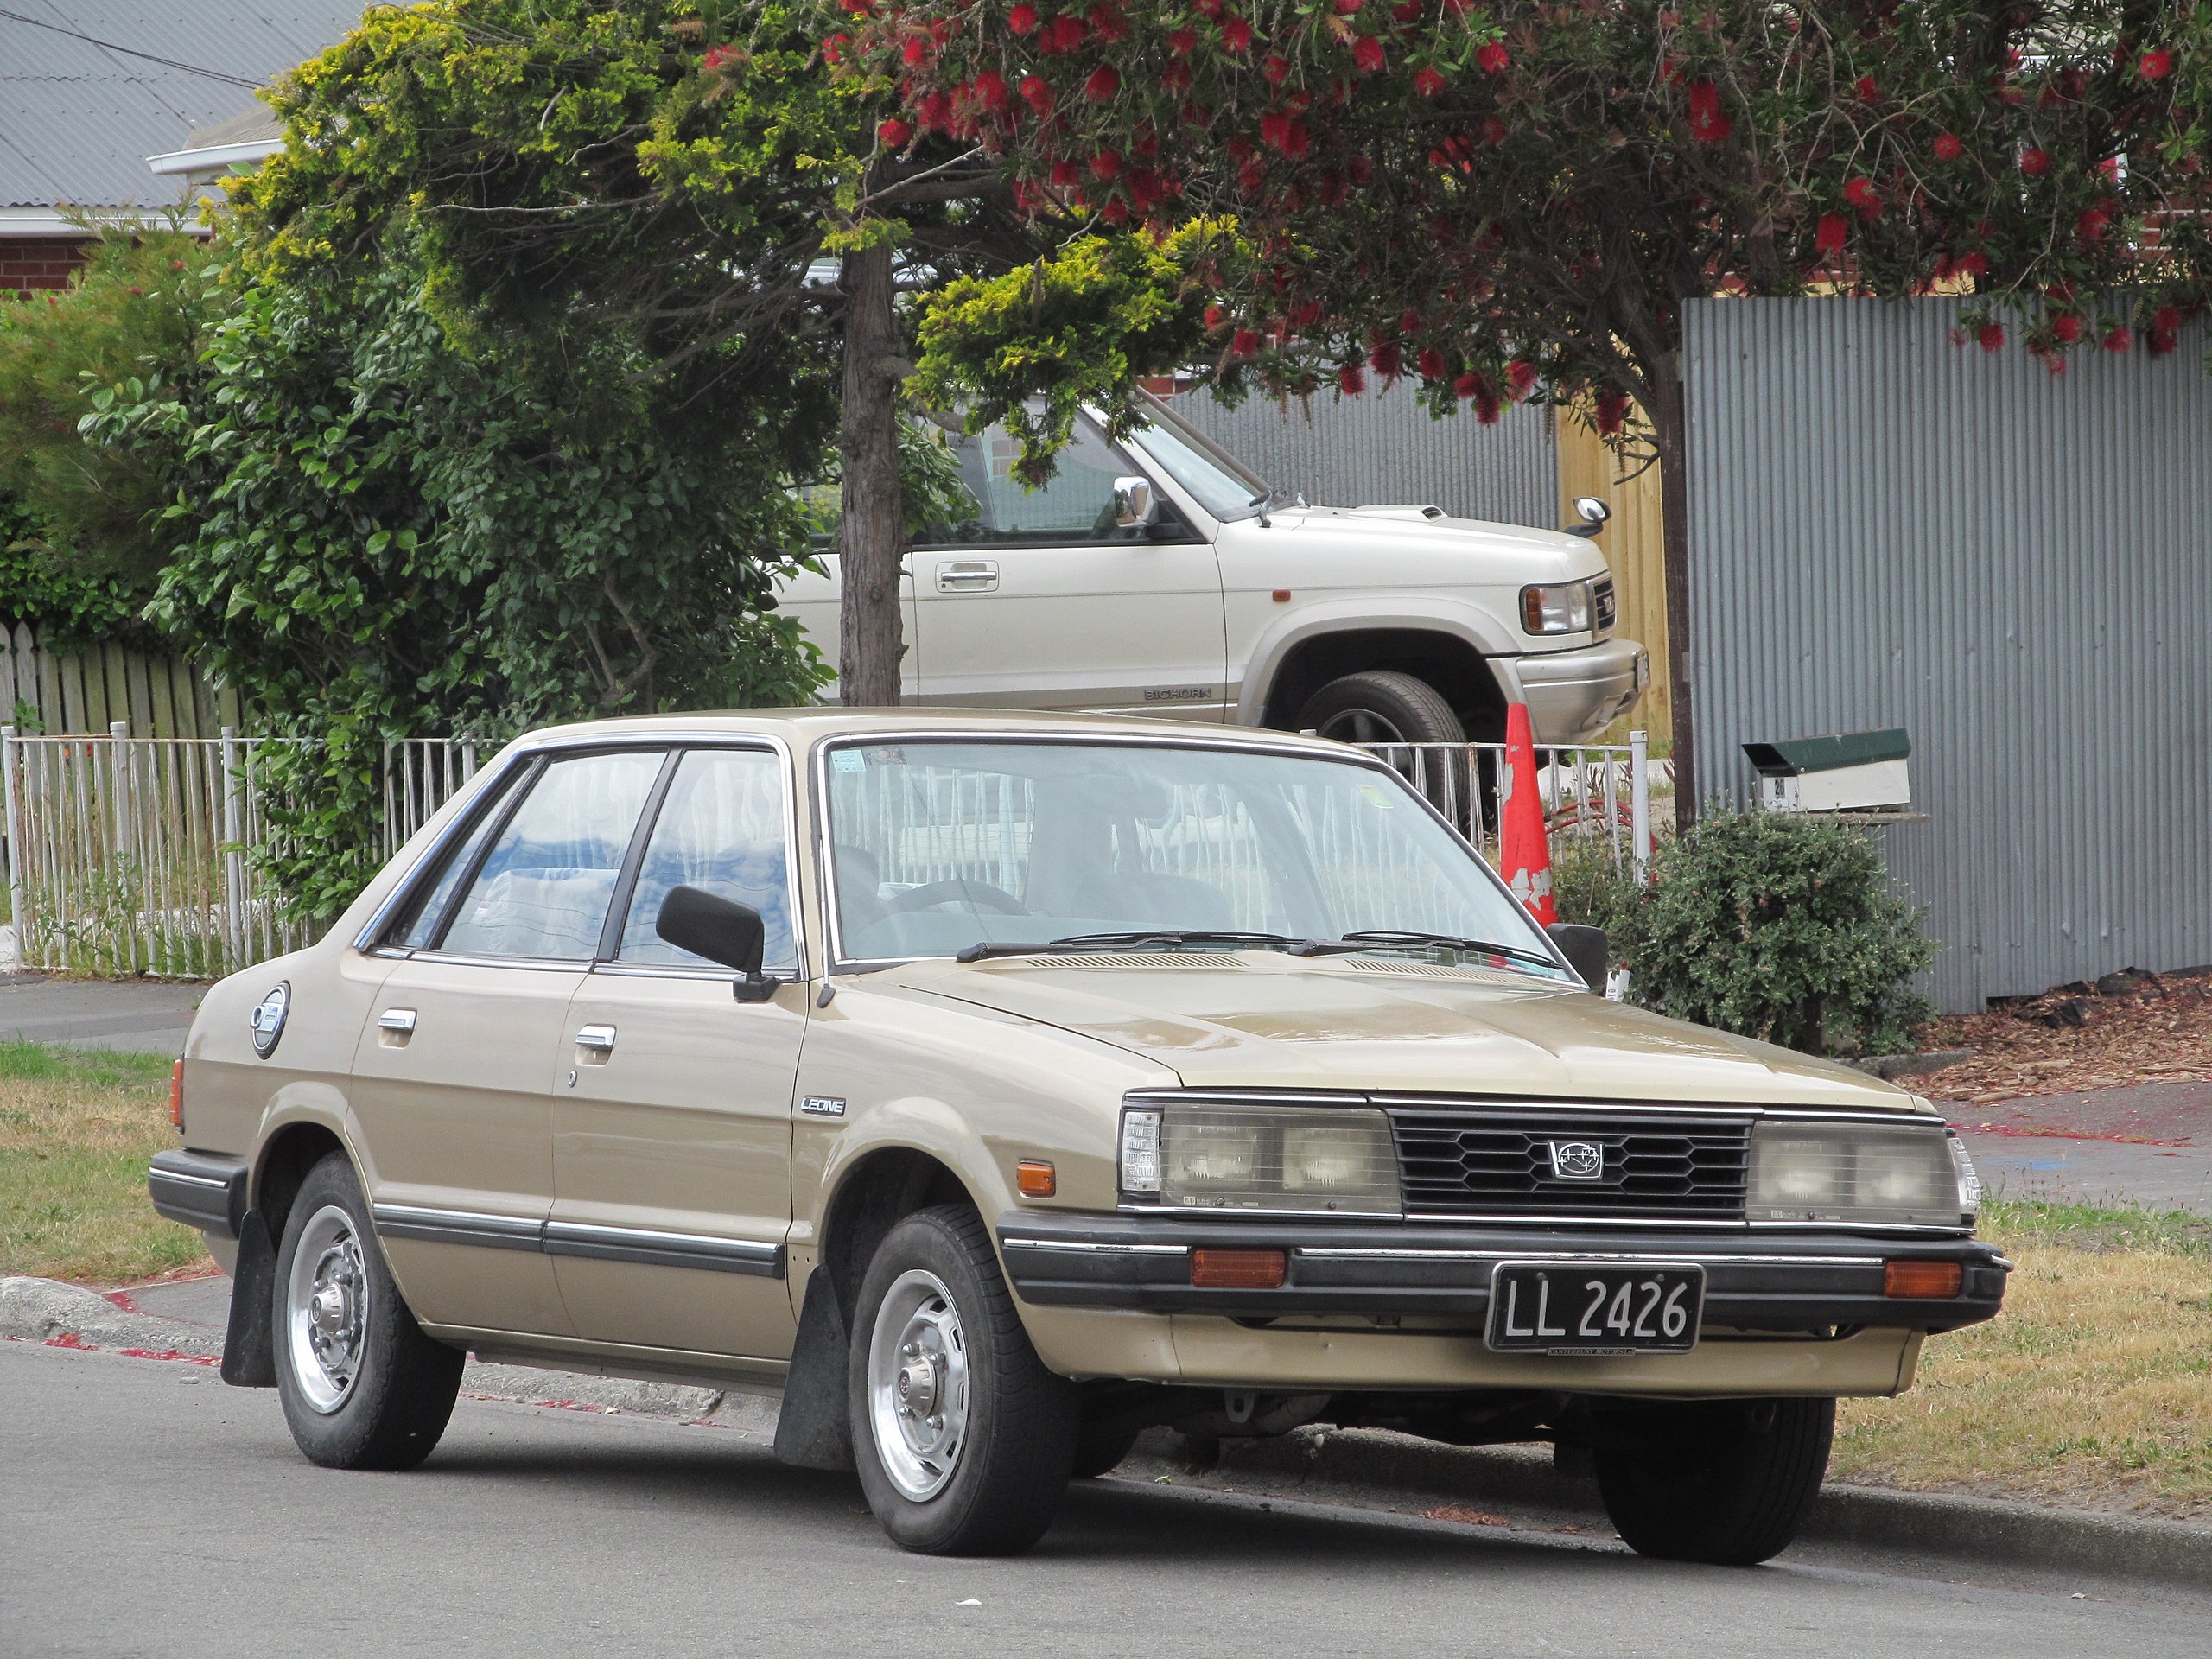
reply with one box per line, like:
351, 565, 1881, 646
0, 229, 219, 640
1549, 836, 1645, 947
1618, 810, 1935, 1058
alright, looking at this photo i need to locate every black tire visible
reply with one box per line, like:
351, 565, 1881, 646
271, 1152, 462, 1471
848, 1205, 1078, 1554
1594, 1397, 1836, 1567
1296, 670, 1466, 749
1070, 1418, 1143, 1479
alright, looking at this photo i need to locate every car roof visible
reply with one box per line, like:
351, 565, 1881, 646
508, 707, 1355, 759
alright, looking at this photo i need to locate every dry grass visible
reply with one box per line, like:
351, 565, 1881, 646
0, 1040, 213, 1284
1834, 1198, 2212, 1520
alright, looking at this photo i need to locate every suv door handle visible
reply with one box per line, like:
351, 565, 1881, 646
378, 1009, 417, 1033
935, 560, 998, 592
575, 1025, 616, 1053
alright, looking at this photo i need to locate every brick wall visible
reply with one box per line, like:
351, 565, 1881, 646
0, 237, 92, 293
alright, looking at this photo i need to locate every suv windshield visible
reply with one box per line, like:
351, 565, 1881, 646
1118, 395, 1275, 521
823, 739, 1563, 976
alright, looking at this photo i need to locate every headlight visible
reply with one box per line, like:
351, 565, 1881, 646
1520, 580, 1593, 635
1747, 1121, 1974, 1226
1120, 1103, 1401, 1216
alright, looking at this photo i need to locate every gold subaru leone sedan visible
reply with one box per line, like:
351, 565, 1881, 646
149, 711, 2004, 1564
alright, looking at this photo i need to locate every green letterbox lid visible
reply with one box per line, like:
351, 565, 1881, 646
1741, 728, 1911, 777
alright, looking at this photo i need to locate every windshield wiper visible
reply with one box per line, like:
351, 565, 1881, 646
956, 930, 1313, 963
1310, 930, 1564, 971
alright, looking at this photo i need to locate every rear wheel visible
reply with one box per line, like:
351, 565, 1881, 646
271, 1152, 462, 1471
849, 1205, 1079, 1554
1594, 1397, 1835, 1566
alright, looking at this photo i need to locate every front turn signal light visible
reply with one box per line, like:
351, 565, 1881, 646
1016, 1160, 1057, 1198
1191, 1248, 1287, 1290
1884, 1260, 1963, 1300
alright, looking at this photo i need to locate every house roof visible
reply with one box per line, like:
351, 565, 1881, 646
0, 2, 362, 220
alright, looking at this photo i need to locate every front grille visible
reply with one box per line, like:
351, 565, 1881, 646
1389, 1105, 1751, 1220
1592, 577, 1618, 632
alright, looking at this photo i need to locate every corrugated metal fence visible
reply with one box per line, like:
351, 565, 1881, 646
1684, 296, 2212, 1013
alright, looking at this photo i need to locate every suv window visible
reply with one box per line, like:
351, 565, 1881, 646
615, 748, 798, 972
915, 422, 1158, 549
437, 750, 664, 960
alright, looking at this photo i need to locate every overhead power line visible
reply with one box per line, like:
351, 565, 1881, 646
0, 7, 265, 89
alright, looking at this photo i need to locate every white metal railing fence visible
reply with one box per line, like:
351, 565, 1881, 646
1, 727, 483, 978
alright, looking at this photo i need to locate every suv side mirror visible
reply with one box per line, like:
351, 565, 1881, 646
657, 885, 782, 1001
1112, 475, 1157, 530
1564, 495, 1611, 539
1545, 922, 1610, 990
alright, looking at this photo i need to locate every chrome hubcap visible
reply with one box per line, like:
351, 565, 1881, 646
285, 1204, 368, 1414
868, 1268, 969, 1501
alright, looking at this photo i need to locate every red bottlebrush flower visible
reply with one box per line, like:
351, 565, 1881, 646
1594, 391, 1629, 436
1162, 61, 1192, 92
1690, 110, 1732, 143
837, 0, 870, 12
1231, 327, 1262, 356
819, 35, 844, 64
973, 69, 1009, 108
903, 37, 928, 67
1101, 197, 1129, 224
1958, 251, 1989, 280
1194, 0, 1222, 14
1452, 369, 1484, 399
1051, 160, 1084, 186
2050, 313, 2083, 343
1414, 67, 1446, 97
1283, 118, 1309, 159
1417, 346, 1447, 381
2140, 48, 2172, 80
1336, 0, 1363, 10
1339, 363, 1367, 395
1399, 308, 1424, 334
919, 89, 954, 130
1506, 359, 1537, 399
1476, 42, 1509, 75
1223, 16, 1253, 52
1090, 5, 1130, 43
1480, 115, 1507, 144
1853, 74, 1879, 102
1843, 176, 1881, 219
1933, 133, 1962, 162
1352, 35, 1385, 73
1090, 149, 1122, 180
1007, 1, 1038, 30
2077, 205, 2112, 243
1370, 340, 1402, 378
1391, 0, 1418, 17
2150, 327, 2179, 355
1264, 54, 1290, 86
878, 116, 913, 148
1260, 111, 1291, 151
1084, 64, 1121, 100
1975, 321, 2005, 352
1169, 27, 1197, 55
1686, 78, 1731, 143
702, 44, 740, 70
1048, 13, 1088, 52
1815, 213, 1847, 255
2153, 304, 2183, 333
1020, 73, 1055, 114
2019, 147, 2050, 176
2102, 326, 2132, 353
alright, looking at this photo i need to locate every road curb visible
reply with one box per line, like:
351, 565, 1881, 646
1122, 1427, 2212, 1588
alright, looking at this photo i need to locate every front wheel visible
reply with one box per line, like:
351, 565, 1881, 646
1594, 1397, 1835, 1566
272, 1152, 463, 1471
849, 1205, 1078, 1554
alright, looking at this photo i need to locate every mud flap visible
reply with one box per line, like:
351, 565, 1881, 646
219, 1210, 277, 1388
772, 1268, 854, 1471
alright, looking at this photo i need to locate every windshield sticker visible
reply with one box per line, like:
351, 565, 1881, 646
1359, 783, 1396, 810
830, 750, 867, 772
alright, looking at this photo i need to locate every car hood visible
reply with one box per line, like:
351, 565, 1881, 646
892, 951, 1921, 1110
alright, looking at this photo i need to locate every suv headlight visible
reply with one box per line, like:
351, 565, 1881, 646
1748, 1121, 1976, 1227
1520, 580, 1594, 635
1120, 1103, 1402, 1216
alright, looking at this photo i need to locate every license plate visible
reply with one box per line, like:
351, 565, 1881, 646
1484, 1261, 1704, 1356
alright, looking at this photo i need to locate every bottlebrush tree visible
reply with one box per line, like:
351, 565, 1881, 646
850, 1, 2210, 810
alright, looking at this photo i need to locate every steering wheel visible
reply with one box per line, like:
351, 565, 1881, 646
883, 878, 1030, 916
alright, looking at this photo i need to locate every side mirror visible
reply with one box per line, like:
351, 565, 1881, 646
1565, 495, 1611, 538
657, 884, 781, 1001
1545, 922, 1610, 990
1112, 475, 1157, 530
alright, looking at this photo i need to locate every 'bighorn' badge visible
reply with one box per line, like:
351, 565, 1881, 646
1548, 1140, 1603, 1181
250, 982, 291, 1059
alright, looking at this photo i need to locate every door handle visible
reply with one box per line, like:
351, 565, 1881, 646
575, 1024, 616, 1053
935, 560, 999, 593
377, 1008, 416, 1047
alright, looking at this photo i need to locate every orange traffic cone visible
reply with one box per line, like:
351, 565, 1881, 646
1498, 702, 1555, 925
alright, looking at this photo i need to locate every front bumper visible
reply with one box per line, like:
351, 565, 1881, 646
998, 1212, 2008, 1338
1500, 637, 1648, 744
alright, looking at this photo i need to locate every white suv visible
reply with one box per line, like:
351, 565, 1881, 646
779, 394, 1647, 747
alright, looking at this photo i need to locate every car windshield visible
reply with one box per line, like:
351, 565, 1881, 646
822, 739, 1565, 976
1118, 397, 1275, 521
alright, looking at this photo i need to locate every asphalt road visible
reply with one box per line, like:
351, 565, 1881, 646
6, 1341, 2209, 1659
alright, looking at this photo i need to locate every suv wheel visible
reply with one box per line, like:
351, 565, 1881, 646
1297, 671, 1466, 748
849, 1205, 1078, 1554
272, 1151, 463, 1471
1594, 1397, 1835, 1566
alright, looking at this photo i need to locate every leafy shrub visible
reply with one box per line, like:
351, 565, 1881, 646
1549, 836, 1646, 948
1617, 810, 1934, 1057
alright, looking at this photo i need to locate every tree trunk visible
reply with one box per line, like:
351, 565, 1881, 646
836, 236, 906, 707
1646, 352, 1696, 830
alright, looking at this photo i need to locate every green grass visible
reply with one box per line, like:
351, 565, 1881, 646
1981, 1194, 2212, 1260
0, 1039, 210, 1283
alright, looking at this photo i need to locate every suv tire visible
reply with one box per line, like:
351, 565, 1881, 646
272, 1151, 463, 1471
849, 1205, 1079, 1554
1594, 1397, 1835, 1566
1296, 671, 1466, 748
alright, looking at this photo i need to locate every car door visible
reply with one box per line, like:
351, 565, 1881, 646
912, 418, 1228, 721
549, 744, 808, 1369
773, 550, 923, 701
348, 746, 668, 1338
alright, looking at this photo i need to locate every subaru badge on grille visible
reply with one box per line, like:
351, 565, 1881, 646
1548, 1140, 1604, 1181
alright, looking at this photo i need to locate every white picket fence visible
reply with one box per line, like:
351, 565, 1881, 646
1354, 734, 1657, 881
